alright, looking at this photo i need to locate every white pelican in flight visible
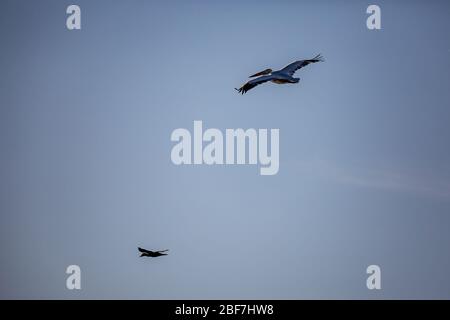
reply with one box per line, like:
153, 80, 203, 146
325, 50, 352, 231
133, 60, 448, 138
235, 54, 324, 94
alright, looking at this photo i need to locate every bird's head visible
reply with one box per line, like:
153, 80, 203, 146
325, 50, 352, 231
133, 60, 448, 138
249, 68, 272, 78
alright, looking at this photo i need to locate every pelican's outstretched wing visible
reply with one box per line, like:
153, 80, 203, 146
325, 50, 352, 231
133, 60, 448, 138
280, 54, 324, 76
138, 247, 154, 254
235, 75, 273, 94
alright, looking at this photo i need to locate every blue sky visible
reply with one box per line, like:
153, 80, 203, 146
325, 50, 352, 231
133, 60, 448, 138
1, 0, 450, 298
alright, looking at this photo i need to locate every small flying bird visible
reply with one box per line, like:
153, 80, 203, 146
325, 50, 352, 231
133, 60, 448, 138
138, 247, 169, 257
235, 54, 324, 94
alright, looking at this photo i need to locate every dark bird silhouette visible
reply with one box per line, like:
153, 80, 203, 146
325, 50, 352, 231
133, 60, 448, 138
138, 247, 169, 257
235, 54, 324, 94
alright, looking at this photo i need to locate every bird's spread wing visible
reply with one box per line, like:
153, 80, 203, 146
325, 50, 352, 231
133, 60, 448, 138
235, 75, 273, 94
157, 249, 169, 253
280, 54, 324, 76
138, 247, 154, 254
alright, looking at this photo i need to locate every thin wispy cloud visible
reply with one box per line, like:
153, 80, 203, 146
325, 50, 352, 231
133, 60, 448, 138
296, 158, 450, 200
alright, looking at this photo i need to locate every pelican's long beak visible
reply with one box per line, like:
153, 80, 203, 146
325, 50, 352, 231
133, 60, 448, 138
249, 69, 272, 78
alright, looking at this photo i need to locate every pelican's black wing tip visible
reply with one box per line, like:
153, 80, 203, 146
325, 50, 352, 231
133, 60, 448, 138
314, 53, 325, 62
235, 87, 245, 95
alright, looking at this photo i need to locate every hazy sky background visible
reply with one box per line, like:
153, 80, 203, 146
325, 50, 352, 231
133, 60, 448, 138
1, 0, 450, 299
